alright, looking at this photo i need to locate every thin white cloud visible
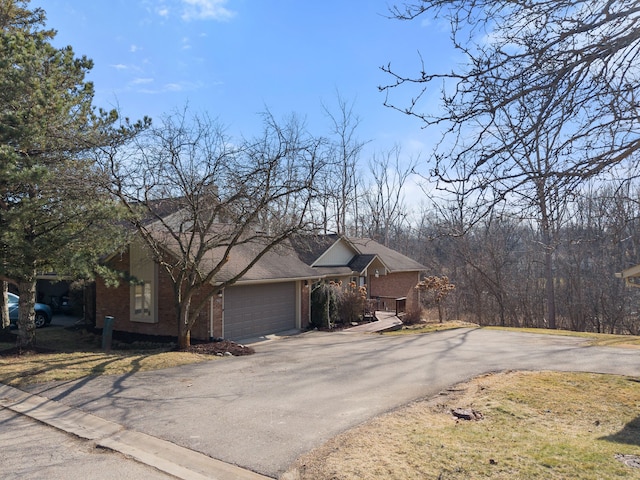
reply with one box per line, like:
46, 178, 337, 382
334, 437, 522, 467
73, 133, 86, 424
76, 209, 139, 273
180, 0, 236, 22
110, 64, 128, 70
131, 78, 154, 85
135, 80, 205, 94
130, 44, 141, 53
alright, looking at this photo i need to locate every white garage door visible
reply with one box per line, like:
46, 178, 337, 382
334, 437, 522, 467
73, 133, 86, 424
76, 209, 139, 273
224, 282, 297, 340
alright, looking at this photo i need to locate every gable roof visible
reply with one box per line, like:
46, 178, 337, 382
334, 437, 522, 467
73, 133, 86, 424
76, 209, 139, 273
345, 237, 425, 273
290, 234, 425, 277
125, 210, 426, 285
149, 231, 318, 285
204, 239, 318, 284
289, 234, 340, 266
615, 263, 640, 288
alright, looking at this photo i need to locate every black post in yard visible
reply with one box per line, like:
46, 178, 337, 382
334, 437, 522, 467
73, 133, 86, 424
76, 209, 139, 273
102, 315, 114, 352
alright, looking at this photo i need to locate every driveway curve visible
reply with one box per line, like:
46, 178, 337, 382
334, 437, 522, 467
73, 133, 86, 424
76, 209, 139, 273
25, 328, 640, 478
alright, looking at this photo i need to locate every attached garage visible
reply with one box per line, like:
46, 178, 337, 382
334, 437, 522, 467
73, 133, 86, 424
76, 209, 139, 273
223, 282, 297, 340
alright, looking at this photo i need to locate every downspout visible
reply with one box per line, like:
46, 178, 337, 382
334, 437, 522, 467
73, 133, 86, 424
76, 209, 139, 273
221, 290, 225, 338
296, 281, 302, 329
209, 296, 213, 341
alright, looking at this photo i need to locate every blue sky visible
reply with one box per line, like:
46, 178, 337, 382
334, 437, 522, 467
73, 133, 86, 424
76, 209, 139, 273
32, 0, 453, 171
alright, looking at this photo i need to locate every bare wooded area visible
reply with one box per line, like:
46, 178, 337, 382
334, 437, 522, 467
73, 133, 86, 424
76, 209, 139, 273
368, 0, 640, 333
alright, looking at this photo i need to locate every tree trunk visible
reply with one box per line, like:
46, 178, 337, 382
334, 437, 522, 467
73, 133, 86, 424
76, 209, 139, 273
177, 297, 192, 350
17, 277, 37, 349
178, 326, 191, 350
544, 244, 557, 329
538, 184, 557, 330
498, 295, 506, 327
1, 280, 9, 330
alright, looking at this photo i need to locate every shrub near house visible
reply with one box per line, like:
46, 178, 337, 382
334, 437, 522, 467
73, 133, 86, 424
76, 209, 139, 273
310, 281, 368, 329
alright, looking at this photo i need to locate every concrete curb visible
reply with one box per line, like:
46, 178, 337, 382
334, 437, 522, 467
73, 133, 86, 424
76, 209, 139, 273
0, 384, 270, 480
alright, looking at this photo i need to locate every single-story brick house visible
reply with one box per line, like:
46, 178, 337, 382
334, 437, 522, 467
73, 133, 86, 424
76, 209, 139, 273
289, 234, 425, 312
96, 233, 426, 341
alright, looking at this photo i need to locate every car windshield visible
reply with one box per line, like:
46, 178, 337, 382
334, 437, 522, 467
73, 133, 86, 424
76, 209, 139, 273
7, 293, 18, 303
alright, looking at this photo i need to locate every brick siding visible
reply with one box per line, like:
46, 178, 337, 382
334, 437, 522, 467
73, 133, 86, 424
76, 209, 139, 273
96, 248, 210, 341
96, 247, 310, 341
300, 282, 310, 329
368, 271, 421, 312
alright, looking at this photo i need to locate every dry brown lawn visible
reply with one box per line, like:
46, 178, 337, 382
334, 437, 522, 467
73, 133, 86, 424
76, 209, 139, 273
0, 326, 217, 387
285, 371, 640, 480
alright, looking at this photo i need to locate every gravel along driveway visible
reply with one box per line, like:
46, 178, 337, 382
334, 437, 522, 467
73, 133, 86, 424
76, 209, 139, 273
26, 328, 640, 478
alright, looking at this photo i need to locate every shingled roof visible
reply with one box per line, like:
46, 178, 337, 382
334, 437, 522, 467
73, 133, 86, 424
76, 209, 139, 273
345, 237, 425, 272
203, 239, 318, 283
288, 234, 340, 266
151, 232, 318, 284
135, 221, 425, 285
289, 234, 425, 276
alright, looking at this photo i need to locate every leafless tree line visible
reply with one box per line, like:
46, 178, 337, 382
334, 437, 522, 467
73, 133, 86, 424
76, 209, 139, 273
364, 0, 640, 333
369, 181, 640, 334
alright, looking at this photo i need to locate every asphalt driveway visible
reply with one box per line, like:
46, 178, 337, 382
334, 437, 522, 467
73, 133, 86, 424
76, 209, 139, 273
24, 328, 640, 478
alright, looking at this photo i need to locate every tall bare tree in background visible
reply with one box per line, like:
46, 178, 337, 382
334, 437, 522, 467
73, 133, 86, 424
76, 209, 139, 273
318, 94, 366, 235
361, 145, 416, 247
383, 0, 640, 328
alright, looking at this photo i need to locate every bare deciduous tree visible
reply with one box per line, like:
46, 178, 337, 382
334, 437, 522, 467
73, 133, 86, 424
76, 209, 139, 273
383, 0, 640, 184
361, 145, 416, 247
100, 108, 324, 349
318, 94, 367, 235
383, 0, 640, 328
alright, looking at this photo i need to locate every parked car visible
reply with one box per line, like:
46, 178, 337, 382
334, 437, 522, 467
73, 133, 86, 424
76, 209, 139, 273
7, 292, 53, 328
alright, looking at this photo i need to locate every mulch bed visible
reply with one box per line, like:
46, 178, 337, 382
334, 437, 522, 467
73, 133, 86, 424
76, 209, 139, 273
184, 340, 255, 356
1, 328, 255, 357
0, 347, 54, 357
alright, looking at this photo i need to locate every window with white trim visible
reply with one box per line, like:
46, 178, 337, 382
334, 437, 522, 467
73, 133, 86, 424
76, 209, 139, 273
130, 241, 158, 323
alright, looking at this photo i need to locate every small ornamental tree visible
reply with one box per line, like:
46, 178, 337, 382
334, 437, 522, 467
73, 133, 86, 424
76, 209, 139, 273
415, 275, 455, 323
101, 109, 323, 349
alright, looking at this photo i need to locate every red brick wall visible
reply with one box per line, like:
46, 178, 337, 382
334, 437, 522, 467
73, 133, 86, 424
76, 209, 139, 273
96, 251, 131, 330
211, 291, 223, 339
96, 248, 212, 341
300, 282, 310, 329
368, 271, 421, 312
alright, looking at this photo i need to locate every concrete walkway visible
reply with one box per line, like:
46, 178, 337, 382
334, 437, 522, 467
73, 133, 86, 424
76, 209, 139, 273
0, 384, 268, 480
345, 310, 403, 333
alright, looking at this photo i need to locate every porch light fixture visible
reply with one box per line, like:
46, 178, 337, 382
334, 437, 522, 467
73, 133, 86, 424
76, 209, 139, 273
374, 269, 379, 278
